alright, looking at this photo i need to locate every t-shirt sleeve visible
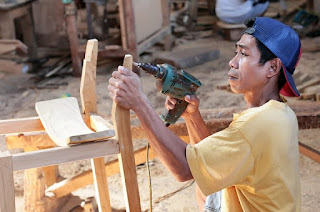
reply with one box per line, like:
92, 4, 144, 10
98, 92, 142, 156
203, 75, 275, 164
186, 127, 254, 196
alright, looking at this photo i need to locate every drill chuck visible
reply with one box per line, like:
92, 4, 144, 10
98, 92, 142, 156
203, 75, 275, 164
133, 62, 166, 79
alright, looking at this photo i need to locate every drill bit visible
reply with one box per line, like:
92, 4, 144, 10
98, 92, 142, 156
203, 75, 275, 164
132, 62, 162, 78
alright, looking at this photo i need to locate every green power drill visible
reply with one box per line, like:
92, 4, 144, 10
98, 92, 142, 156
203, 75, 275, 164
133, 62, 202, 126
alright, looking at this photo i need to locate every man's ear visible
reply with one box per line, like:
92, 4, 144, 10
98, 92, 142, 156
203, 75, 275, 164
267, 58, 282, 78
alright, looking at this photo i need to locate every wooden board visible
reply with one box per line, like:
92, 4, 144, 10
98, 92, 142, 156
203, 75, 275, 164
133, 0, 163, 43
12, 139, 119, 171
35, 97, 114, 146
0, 151, 15, 212
112, 55, 141, 211
155, 46, 220, 69
80, 38, 112, 212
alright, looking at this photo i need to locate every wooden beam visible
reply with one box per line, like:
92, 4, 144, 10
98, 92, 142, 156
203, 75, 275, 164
0, 116, 44, 135
112, 55, 141, 211
45, 145, 156, 198
299, 142, 320, 163
42, 165, 59, 187
0, 39, 28, 55
137, 26, 170, 55
118, 0, 128, 50
23, 146, 46, 212
80, 39, 112, 212
64, 1, 82, 77
0, 151, 15, 212
12, 140, 119, 171
118, 0, 138, 59
91, 157, 111, 212
6, 133, 55, 150
80, 39, 98, 125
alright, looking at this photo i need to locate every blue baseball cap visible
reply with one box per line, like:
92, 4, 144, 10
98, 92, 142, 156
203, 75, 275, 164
244, 17, 302, 97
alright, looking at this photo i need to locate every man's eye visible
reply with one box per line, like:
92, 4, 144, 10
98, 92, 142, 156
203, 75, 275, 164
241, 52, 248, 56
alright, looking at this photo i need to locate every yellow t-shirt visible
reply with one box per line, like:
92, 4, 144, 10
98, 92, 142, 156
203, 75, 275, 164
186, 100, 300, 211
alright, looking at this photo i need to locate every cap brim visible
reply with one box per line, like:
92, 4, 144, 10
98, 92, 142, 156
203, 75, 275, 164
280, 65, 300, 97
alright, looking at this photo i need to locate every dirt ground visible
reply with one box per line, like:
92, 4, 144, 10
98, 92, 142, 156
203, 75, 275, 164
1, 22, 320, 212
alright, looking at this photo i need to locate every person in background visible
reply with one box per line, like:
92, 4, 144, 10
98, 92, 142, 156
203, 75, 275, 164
215, 0, 270, 24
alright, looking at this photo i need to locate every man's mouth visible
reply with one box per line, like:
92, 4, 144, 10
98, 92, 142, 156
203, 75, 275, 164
228, 73, 238, 80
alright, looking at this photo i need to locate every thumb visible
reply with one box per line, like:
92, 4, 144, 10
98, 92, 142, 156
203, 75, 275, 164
185, 94, 199, 105
118, 66, 132, 76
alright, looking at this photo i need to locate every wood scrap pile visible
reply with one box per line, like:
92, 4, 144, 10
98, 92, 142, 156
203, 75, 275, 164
0, 39, 30, 74
170, 0, 216, 39
297, 77, 320, 101
0, 38, 74, 89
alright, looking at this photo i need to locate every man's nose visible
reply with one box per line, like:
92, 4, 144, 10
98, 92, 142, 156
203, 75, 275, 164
229, 56, 238, 69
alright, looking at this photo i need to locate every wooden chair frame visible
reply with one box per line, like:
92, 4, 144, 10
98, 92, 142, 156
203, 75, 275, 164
0, 39, 141, 212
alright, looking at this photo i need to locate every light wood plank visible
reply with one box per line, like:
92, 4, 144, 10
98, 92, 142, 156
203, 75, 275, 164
35, 97, 114, 146
0, 39, 28, 55
0, 151, 15, 212
65, 1, 82, 76
0, 116, 44, 135
23, 146, 46, 212
45, 145, 156, 198
42, 165, 59, 187
112, 54, 141, 212
12, 140, 119, 171
80, 39, 112, 212
80, 39, 98, 123
6, 133, 55, 149
299, 142, 320, 163
137, 26, 170, 55
118, 0, 128, 50
91, 158, 111, 212
90, 114, 114, 131
118, 0, 138, 59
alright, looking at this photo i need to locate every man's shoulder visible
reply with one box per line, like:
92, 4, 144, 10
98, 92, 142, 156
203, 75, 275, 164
230, 100, 297, 130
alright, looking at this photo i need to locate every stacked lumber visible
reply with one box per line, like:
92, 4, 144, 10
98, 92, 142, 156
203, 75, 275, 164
0, 39, 29, 73
297, 77, 320, 101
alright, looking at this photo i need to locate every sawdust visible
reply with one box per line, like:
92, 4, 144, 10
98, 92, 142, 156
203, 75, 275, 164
1, 34, 319, 211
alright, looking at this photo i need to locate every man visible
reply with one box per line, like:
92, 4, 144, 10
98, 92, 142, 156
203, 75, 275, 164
108, 17, 301, 211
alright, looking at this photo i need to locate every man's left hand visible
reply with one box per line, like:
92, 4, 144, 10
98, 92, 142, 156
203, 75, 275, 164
108, 66, 145, 110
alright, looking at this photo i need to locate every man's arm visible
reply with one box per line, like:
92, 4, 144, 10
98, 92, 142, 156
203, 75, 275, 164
184, 109, 210, 145
108, 66, 193, 181
166, 95, 210, 145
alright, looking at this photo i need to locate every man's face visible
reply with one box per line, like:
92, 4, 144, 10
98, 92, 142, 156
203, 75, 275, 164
228, 34, 269, 95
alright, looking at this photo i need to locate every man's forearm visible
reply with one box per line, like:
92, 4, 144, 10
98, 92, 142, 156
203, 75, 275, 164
134, 96, 193, 181
184, 110, 210, 145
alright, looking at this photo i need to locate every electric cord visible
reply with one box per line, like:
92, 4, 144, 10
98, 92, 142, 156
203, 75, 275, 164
147, 142, 152, 212
146, 123, 170, 212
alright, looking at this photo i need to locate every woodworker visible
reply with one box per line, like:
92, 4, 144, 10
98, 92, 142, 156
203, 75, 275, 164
108, 17, 301, 211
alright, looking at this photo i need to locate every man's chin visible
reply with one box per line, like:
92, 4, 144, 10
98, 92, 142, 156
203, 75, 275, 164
230, 86, 241, 94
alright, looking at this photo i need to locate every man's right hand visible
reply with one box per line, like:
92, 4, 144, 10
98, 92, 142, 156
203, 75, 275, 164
165, 95, 200, 119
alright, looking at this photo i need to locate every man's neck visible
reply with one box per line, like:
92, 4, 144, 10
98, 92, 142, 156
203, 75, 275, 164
244, 90, 281, 109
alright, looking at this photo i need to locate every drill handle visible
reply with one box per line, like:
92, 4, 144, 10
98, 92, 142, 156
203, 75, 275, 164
160, 99, 189, 125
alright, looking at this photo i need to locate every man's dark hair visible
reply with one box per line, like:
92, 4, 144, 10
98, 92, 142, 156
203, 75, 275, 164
244, 19, 286, 90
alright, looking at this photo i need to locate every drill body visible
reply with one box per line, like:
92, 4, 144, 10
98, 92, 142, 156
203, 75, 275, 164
133, 62, 202, 126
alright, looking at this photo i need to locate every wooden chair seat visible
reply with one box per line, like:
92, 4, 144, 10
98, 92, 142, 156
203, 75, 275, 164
35, 97, 115, 147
